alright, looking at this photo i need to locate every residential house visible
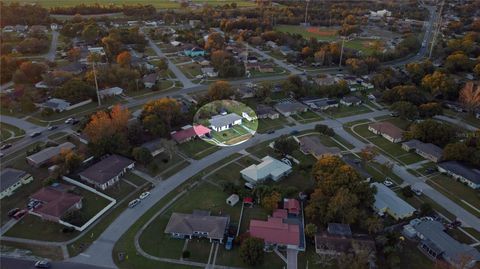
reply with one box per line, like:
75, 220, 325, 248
164, 210, 229, 243
367, 91, 382, 101
314, 75, 337, 86
2, 25, 14, 33
142, 73, 158, 89
201, 67, 218, 78
240, 156, 292, 184
283, 198, 300, 216
171, 125, 211, 144
340, 96, 362, 106
193, 56, 210, 66
266, 41, 277, 49
131, 56, 155, 71
297, 136, 342, 159
413, 219, 480, 268
184, 47, 206, 57
79, 154, 135, 190
30, 184, 83, 222
189, 20, 201, 28
15, 25, 28, 33
368, 122, 404, 143
274, 101, 308, 117
242, 112, 257, 122
141, 138, 165, 157
170, 41, 182, 47
40, 98, 71, 112
29, 25, 47, 33
99, 87, 124, 98
209, 113, 243, 132
56, 62, 86, 75
27, 142, 76, 168
402, 140, 443, 163
437, 161, 480, 189
301, 97, 339, 111
87, 46, 106, 56
278, 46, 294, 56
0, 168, 33, 199
256, 105, 279, 119
315, 223, 375, 258
258, 64, 274, 73
236, 86, 255, 99
371, 182, 416, 220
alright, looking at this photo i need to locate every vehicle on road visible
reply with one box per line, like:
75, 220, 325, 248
47, 125, 58, 130
139, 192, 150, 200
267, 130, 275, 134
383, 179, 394, 187
0, 144, 12, 150
412, 188, 423, 196
290, 130, 299, 135
65, 118, 75, 124
29, 132, 42, 138
71, 119, 80, 125
34, 260, 51, 268
7, 208, 20, 217
128, 199, 141, 208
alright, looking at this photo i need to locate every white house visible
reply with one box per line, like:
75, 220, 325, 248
240, 156, 292, 184
242, 112, 257, 122
99, 87, 124, 98
437, 161, 480, 189
209, 113, 243, 132
371, 182, 416, 220
0, 168, 33, 199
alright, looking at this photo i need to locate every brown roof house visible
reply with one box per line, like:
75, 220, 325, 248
30, 184, 83, 222
297, 136, 342, 159
164, 210, 230, 243
79, 154, 135, 190
26, 142, 76, 168
368, 122, 404, 143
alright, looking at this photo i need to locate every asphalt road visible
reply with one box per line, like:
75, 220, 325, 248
0, 256, 112, 269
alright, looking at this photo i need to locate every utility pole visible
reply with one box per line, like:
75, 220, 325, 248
304, 0, 310, 26
429, 0, 444, 59
339, 36, 346, 67
92, 61, 101, 107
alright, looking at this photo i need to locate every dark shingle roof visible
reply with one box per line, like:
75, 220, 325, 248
79, 154, 134, 184
438, 161, 480, 184
0, 168, 29, 192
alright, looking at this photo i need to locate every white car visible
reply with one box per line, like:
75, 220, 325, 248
139, 192, 150, 200
65, 118, 74, 124
128, 199, 141, 208
383, 180, 394, 187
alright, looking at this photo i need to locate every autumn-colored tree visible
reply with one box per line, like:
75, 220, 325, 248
116, 51, 132, 67
305, 223, 317, 239
459, 82, 480, 114
205, 32, 225, 51
141, 98, 181, 136
14, 61, 46, 84
360, 146, 378, 164
364, 216, 383, 234
67, 47, 81, 62
207, 80, 233, 101
346, 58, 368, 75
474, 63, 480, 77
301, 46, 313, 58
421, 71, 456, 99
84, 104, 130, 144
445, 51, 471, 73
261, 191, 281, 213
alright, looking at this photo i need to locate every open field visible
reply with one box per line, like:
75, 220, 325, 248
3, 0, 255, 9
0, 122, 25, 142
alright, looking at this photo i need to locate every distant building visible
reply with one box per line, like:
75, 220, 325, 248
256, 105, 279, 119
315, 223, 375, 258
274, 101, 308, 117
40, 98, 71, 112
236, 86, 255, 99
79, 154, 135, 190
368, 122, 404, 143
165, 210, 229, 243
201, 67, 218, 78
30, 184, 83, 222
402, 140, 443, 163
142, 73, 158, 89
0, 168, 33, 199
184, 47, 206, 57
171, 125, 211, 144
209, 113, 242, 132
300, 97, 338, 110
99, 87, 123, 98
371, 182, 416, 220
278, 45, 294, 56
297, 136, 342, 159
313, 75, 336, 86
437, 161, 480, 189
340, 96, 362, 106
283, 198, 300, 216
27, 142, 76, 168
141, 138, 165, 157
240, 156, 292, 184
413, 220, 480, 268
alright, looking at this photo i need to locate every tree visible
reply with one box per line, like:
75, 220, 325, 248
273, 135, 298, 155
443, 142, 470, 162
159, 138, 176, 160
82, 23, 100, 44
315, 124, 334, 136
364, 216, 383, 235
156, 58, 168, 72
459, 82, 480, 114
360, 146, 378, 165
421, 71, 456, 99
57, 148, 83, 173
261, 191, 281, 213
419, 102, 443, 118
16, 38, 49, 54
207, 80, 233, 101
256, 81, 273, 99
116, 51, 132, 67
346, 58, 368, 75
141, 98, 181, 136
305, 223, 317, 239
391, 101, 419, 120
205, 32, 225, 51
132, 147, 153, 164
13, 61, 46, 84
67, 47, 81, 62
401, 186, 414, 198
445, 51, 471, 73
84, 105, 130, 144
406, 120, 456, 147
240, 237, 264, 266
53, 79, 96, 103
405, 60, 433, 84
474, 63, 480, 77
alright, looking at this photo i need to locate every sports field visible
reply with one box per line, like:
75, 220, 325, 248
3, 0, 255, 8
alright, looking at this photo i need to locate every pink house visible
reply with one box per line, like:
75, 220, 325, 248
171, 125, 211, 144
249, 217, 300, 249
284, 198, 300, 215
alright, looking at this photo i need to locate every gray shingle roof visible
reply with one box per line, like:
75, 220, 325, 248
164, 211, 229, 240
79, 154, 134, 185
209, 113, 242, 129
403, 139, 443, 159
0, 168, 29, 192
27, 142, 76, 166
438, 161, 480, 184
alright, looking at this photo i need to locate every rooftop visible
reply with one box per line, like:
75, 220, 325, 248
371, 182, 416, 217
171, 125, 211, 143
249, 216, 300, 246
298, 136, 341, 158
403, 139, 443, 159
79, 154, 134, 184
31, 184, 82, 219
438, 161, 480, 184
209, 113, 242, 129
27, 142, 76, 165
164, 211, 229, 239
240, 156, 292, 182
369, 121, 404, 140
0, 168, 29, 192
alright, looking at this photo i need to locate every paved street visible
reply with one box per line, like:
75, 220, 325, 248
1, 256, 112, 269
46, 30, 59, 62
0, 115, 42, 132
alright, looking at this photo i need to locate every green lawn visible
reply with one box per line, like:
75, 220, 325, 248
178, 63, 202, 79
178, 138, 219, 160
123, 172, 148, 187
256, 117, 289, 133
0, 122, 25, 142
291, 111, 323, 123
324, 105, 372, 118
138, 152, 187, 178
102, 180, 136, 200
210, 125, 252, 145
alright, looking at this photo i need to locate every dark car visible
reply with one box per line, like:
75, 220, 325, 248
7, 208, 20, 217
47, 125, 58, 131
71, 119, 80, 125
0, 144, 12, 150
13, 209, 27, 220
290, 130, 299, 135
267, 130, 275, 134
35, 260, 51, 268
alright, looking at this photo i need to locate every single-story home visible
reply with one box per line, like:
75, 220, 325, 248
315, 225, 375, 257
171, 124, 211, 144
99, 87, 124, 98
141, 138, 165, 157
278, 45, 294, 56
300, 97, 339, 111
437, 161, 480, 189
367, 91, 382, 101
184, 47, 206, 57
201, 67, 218, 78
79, 154, 135, 190
27, 142, 76, 168
142, 73, 158, 89
256, 105, 279, 119
0, 168, 33, 199
40, 98, 71, 112
266, 41, 277, 49
402, 139, 443, 163
193, 56, 210, 66
274, 101, 308, 117
236, 86, 255, 99
314, 75, 336, 86
165, 210, 229, 243
30, 184, 83, 222
296, 136, 342, 159
240, 156, 292, 184
371, 182, 416, 220
413, 220, 480, 268
368, 122, 404, 143
340, 96, 362, 106
56, 62, 86, 75
209, 113, 243, 132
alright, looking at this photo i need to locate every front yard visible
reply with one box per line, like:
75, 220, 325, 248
324, 104, 372, 118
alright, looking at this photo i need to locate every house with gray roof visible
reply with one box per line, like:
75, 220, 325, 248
296, 136, 342, 159
371, 182, 416, 220
274, 101, 308, 117
402, 139, 443, 163
240, 156, 292, 184
79, 154, 135, 190
413, 220, 480, 268
209, 113, 242, 132
256, 105, 279, 119
340, 96, 362, 106
40, 98, 71, 112
0, 168, 33, 199
27, 142, 76, 168
164, 210, 229, 243
437, 161, 480, 189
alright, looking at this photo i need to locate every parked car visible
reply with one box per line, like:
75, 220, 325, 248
139, 192, 150, 200
128, 199, 141, 208
425, 168, 436, 174
34, 260, 51, 268
65, 118, 75, 124
412, 188, 423, 196
0, 144, 12, 150
47, 125, 58, 131
383, 179, 394, 187
27, 200, 41, 209
289, 130, 299, 135
225, 236, 234, 250
7, 208, 20, 217
267, 130, 275, 134
29, 132, 42, 138
244, 182, 254, 190
71, 119, 80, 125
13, 209, 28, 220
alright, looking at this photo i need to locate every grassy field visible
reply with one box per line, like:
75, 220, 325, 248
256, 117, 289, 133
291, 111, 323, 123
0, 122, 25, 142
178, 138, 220, 159
324, 104, 372, 118
4, 0, 255, 9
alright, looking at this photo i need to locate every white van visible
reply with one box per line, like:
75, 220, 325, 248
128, 199, 141, 208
